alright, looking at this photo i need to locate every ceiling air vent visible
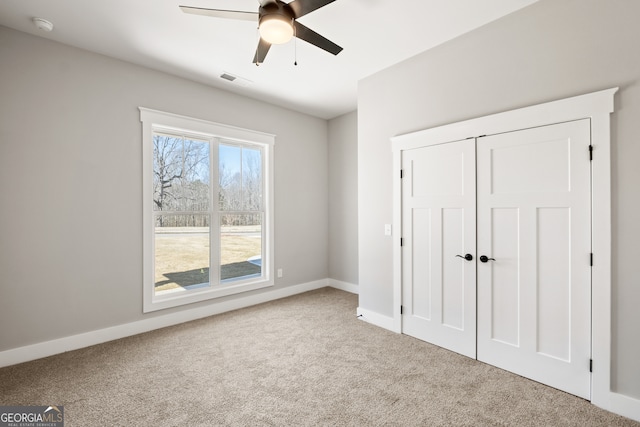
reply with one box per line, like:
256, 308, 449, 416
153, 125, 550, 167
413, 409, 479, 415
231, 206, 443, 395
219, 72, 252, 87
220, 73, 236, 82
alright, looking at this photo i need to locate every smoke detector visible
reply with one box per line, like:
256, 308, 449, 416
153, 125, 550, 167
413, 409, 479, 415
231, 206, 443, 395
33, 17, 54, 32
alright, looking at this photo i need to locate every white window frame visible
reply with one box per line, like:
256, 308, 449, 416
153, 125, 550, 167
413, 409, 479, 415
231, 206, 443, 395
140, 107, 275, 312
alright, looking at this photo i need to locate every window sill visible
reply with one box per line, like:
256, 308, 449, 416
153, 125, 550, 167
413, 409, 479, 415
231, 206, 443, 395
143, 278, 274, 313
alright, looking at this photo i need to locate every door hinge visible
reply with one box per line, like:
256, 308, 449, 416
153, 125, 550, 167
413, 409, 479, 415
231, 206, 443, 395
400, 237, 404, 247
400, 169, 404, 179
590, 359, 593, 373
590, 253, 593, 266
589, 145, 593, 161
400, 305, 404, 315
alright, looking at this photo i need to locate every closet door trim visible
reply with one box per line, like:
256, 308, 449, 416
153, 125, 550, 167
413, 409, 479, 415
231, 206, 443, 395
391, 87, 616, 408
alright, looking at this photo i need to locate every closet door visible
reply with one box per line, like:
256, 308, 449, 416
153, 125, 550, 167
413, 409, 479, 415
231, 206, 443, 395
401, 139, 476, 358
476, 119, 592, 399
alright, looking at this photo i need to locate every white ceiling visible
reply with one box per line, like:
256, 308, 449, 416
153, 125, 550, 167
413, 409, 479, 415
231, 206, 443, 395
0, 0, 537, 119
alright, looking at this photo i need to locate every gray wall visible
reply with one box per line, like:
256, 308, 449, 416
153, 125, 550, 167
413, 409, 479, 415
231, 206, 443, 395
328, 111, 358, 285
358, 0, 640, 399
0, 26, 329, 351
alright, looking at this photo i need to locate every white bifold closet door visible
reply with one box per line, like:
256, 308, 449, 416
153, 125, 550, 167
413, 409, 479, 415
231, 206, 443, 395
476, 119, 592, 399
401, 119, 592, 399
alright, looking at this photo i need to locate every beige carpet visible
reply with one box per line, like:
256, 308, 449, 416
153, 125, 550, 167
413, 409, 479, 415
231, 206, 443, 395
0, 288, 637, 426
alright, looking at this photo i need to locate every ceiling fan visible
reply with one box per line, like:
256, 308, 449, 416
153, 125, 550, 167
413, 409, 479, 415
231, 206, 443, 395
179, 0, 343, 64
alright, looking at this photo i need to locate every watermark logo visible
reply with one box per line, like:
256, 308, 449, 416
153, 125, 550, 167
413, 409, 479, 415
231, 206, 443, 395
0, 405, 64, 427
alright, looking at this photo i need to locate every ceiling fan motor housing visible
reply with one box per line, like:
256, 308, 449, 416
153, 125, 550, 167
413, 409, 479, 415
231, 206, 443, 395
259, 1, 295, 21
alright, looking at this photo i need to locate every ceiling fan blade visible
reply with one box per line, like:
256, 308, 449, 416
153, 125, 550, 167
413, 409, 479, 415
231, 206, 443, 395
179, 6, 258, 22
293, 21, 342, 56
287, 0, 336, 18
253, 38, 272, 64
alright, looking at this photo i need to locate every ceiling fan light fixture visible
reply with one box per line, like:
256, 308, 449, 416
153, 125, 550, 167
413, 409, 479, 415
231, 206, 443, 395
259, 14, 293, 45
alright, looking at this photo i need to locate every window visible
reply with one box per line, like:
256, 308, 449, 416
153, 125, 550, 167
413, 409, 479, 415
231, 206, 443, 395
140, 108, 274, 312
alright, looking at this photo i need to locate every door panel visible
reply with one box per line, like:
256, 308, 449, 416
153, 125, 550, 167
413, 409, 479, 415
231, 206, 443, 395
537, 207, 571, 361
401, 140, 476, 358
490, 137, 570, 194
442, 208, 464, 330
490, 207, 520, 347
411, 208, 432, 320
477, 119, 591, 399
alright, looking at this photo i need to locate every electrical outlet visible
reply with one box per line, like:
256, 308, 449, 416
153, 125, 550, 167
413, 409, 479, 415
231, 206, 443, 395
384, 224, 392, 236
277, 268, 283, 278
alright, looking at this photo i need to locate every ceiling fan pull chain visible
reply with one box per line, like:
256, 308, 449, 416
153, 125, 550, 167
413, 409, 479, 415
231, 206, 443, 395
294, 19, 298, 66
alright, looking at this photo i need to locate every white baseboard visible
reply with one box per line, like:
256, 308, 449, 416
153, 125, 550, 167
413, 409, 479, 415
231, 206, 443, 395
328, 279, 358, 294
356, 306, 396, 332
609, 391, 640, 422
0, 279, 328, 368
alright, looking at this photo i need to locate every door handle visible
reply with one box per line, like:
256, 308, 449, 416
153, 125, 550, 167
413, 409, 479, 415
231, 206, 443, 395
456, 254, 473, 261
479, 255, 495, 263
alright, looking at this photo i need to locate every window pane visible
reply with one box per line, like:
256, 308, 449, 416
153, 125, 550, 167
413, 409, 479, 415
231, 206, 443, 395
155, 214, 210, 295
219, 144, 241, 211
153, 135, 210, 211
242, 147, 263, 211
219, 144, 263, 212
220, 213, 262, 281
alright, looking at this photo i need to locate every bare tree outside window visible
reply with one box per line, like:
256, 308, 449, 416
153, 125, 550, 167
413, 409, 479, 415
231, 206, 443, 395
153, 135, 210, 225
219, 144, 263, 224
